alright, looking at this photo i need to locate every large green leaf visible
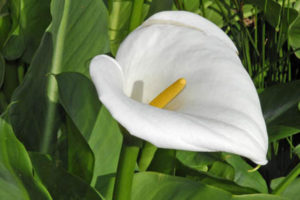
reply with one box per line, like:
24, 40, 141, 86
56, 72, 122, 185
30, 153, 102, 200
9, 0, 110, 153
289, 15, 300, 58
259, 81, 300, 141
232, 194, 288, 200
0, 116, 51, 200
224, 154, 268, 193
132, 172, 233, 200
132, 172, 285, 200
3, 0, 51, 62
63, 115, 95, 183
176, 151, 257, 194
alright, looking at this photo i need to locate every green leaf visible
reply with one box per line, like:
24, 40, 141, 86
0, 54, 5, 88
199, 176, 257, 195
146, 0, 173, 17
259, 81, 300, 141
176, 151, 256, 195
9, 0, 110, 153
267, 126, 300, 142
132, 172, 233, 200
30, 152, 103, 200
294, 0, 300, 12
270, 177, 285, 190
0, 116, 52, 200
3, 0, 51, 62
232, 194, 288, 200
208, 161, 235, 181
289, 15, 300, 58
224, 154, 268, 193
19, 0, 51, 63
183, 0, 199, 11
55, 72, 122, 185
176, 151, 221, 172
148, 149, 176, 175
2, 0, 24, 59
132, 172, 286, 199
294, 144, 300, 158
94, 173, 115, 200
271, 178, 300, 200
64, 115, 95, 183
202, 0, 228, 27
0, 3, 11, 47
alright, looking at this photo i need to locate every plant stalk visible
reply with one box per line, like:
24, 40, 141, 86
113, 128, 141, 200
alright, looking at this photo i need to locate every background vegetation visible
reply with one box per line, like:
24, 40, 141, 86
0, 0, 300, 199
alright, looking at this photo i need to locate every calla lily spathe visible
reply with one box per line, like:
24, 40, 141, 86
90, 11, 268, 165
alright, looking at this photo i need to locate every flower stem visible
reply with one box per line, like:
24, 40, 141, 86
138, 142, 157, 171
114, 78, 186, 198
272, 162, 300, 195
113, 128, 141, 200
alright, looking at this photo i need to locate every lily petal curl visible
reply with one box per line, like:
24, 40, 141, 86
90, 11, 268, 165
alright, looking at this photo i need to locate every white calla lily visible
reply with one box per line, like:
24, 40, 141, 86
90, 11, 268, 165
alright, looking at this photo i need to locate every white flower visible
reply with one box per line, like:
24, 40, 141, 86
90, 11, 268, 165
